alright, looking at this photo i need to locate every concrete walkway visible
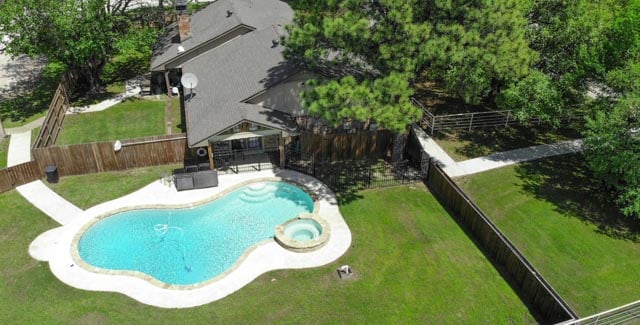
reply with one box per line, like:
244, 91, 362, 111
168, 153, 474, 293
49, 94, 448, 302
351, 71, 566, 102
6, 130, 31, 166
17, 181, 84, 225
444, 139, 584, 177
67, 79, 141, 114
6, 123, 83, 225
5, 117, 45, 135
411, 124, 585, 178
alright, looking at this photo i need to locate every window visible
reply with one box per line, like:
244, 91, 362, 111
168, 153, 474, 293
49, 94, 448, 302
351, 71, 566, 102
249, 123, 259, 131
232, 125, 241, 133
248, 138, 260, 149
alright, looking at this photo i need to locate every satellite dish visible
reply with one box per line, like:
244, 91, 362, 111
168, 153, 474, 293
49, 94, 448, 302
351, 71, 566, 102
181, 73, 198, 89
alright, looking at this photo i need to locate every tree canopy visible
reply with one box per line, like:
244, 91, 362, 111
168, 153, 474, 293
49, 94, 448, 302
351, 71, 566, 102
0, 0, 163, 93
285, 0, 536, 132
286, 0, 640, 218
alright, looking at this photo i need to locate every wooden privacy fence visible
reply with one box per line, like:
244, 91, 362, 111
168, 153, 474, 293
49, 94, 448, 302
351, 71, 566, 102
32, 134, 188, 177
425, 163, 577, 324
0, 161, 42, 193
33, 70, 77, 148
298, 130, 394, 161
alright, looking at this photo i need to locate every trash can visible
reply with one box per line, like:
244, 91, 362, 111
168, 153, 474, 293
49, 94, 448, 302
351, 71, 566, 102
44, 165, 58, 183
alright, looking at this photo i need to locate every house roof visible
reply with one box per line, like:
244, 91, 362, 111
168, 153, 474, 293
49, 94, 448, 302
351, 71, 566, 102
179, 6, 299, 147
151, 0, 293, 71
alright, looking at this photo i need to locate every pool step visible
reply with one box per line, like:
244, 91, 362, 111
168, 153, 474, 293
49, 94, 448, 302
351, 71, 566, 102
239, 183, 276, 203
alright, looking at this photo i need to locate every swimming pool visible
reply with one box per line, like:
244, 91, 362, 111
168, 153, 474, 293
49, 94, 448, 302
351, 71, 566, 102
76, 181, 314, 286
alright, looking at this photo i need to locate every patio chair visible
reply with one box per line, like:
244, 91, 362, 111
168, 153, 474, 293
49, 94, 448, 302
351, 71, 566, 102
174, 174, 194, 191
193, 170, 218, 189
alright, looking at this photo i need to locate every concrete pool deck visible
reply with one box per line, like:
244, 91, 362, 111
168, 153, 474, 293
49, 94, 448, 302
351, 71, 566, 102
28, 169, 352, 308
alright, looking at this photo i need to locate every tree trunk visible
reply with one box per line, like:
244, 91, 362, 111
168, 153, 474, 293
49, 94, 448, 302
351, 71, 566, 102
77, 58, 106, 95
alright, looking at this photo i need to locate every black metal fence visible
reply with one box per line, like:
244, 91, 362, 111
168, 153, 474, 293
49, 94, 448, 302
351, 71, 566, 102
213, 149, 280, 174
285, 149, 429, 193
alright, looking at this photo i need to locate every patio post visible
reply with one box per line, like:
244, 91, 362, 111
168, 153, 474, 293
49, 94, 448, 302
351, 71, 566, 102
208, 142, 215, 170
164, 71, 172, 98
279, 133, 285, 168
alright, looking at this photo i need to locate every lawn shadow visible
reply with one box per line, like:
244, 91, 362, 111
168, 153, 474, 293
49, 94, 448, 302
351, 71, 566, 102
0, 58, 62, 124
515, 154, 640, 242
423, 179, 548, 324
434, 124, 583, 160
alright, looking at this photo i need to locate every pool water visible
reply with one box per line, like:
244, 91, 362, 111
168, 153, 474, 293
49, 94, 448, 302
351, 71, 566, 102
77, 182, 314, 286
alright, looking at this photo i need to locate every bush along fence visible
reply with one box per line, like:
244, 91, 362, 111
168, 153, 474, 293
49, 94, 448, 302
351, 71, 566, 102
33, 70, 77, 148
425, 162, 578, 324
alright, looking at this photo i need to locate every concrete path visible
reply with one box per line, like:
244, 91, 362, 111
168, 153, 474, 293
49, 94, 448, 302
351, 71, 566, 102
444, 139, 584, 177
67, 79, 141, 114
6, 121, 83, 225
6, 130, 31, 166
411, 124, 457, 167
17, 181, 84, 225
5, 117, 45, 134
411, 124, 585, 178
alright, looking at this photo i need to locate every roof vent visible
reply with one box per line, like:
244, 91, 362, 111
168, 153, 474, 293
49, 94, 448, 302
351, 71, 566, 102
271, 39, 280, 48
226, 10, 233, 17
177, 45, 185, 54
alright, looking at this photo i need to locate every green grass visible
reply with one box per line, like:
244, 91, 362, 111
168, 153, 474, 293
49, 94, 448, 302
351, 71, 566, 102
456, 154, 640, 316
434, 124, 583, 161
0, 136, 9, 168
46, 164, 180, 209
30, 126, 41, 145
1, 110, 47, 129
56, 98, 166, 145
0, 184, 536, 323
105, 81, 125, 94
171, 97, 185, 134
70, 81, 125, 107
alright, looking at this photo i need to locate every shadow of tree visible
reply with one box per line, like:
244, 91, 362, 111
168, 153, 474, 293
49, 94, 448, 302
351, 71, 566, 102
515, 154, 640, 242
434, 124, 583, 160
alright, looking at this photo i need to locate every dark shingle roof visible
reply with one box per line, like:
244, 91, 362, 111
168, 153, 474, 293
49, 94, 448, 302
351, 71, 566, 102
180, 11, 299, 146
151, 0, 293, 71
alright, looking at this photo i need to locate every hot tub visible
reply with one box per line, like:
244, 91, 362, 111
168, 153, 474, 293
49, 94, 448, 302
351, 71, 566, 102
275, 214, 330, 252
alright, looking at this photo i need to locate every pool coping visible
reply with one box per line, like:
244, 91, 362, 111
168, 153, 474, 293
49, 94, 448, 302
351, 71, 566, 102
29, 169, 352, 308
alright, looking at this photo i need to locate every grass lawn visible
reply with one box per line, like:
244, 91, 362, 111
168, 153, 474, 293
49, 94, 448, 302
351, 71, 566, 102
434, 124, 582, 161
171, 97, 185, 134
56, 98, 166, 145
46, 164, 180, 209
1, 110, 47, 129
1, 183, 536, 323
456, 154, 640, 316
30, 126, 41, 145
0, 136, 9, 168
70, 81, 125, 107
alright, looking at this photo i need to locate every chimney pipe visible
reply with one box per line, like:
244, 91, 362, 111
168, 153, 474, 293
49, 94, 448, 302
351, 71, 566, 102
226, 10, 233, 17
178, 13, 192, 43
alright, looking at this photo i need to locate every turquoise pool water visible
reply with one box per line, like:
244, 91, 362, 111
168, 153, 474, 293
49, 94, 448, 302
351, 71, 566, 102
77, 182, 314, 286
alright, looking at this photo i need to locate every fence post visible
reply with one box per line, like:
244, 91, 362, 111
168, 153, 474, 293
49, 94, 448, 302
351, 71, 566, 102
469, 113, 475, 131
505, 111, 510, 128
431, 115, 436, 135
